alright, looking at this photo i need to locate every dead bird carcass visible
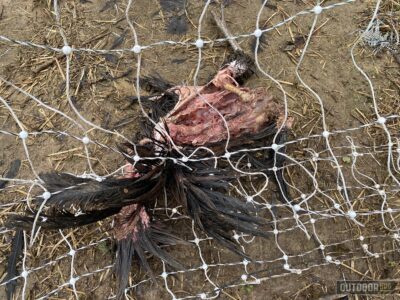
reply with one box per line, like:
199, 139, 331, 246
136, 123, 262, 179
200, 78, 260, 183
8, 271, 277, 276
5, 12, 293, 300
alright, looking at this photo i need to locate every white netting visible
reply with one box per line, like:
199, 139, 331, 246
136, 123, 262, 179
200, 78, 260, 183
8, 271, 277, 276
1, 0, 400, 299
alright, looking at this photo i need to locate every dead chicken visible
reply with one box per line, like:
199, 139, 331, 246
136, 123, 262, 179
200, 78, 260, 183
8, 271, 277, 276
4, 12, 293, 300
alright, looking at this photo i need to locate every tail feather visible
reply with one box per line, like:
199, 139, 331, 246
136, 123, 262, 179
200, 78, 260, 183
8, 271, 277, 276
1, 228, 24, 300
169, 165, 270, 259
141, 232, 184, 270
114, 221, 187, 299
115, 237, 135, 300
205, 226, 250, 259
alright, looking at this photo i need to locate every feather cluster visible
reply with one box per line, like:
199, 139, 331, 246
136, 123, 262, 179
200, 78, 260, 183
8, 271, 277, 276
5, 51, 293, 299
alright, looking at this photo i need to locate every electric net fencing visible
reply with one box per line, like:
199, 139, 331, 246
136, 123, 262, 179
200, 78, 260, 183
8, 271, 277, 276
0, 0, 399, 299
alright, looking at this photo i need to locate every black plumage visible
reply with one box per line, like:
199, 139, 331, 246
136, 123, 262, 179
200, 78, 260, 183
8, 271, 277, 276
114, 208, 187, 298
5, 133, 282, 298
1, 229, 23, 300
0, 159, 21, 190
34, 169, 165, 211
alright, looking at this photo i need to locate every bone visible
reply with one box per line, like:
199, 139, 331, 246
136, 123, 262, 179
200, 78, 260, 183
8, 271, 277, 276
223, 83, 252, 102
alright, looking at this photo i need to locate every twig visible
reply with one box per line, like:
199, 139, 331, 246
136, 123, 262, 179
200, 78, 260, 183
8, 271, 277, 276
211, 10, 242, 52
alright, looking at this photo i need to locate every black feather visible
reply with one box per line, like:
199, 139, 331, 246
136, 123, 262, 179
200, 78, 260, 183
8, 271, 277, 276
114, 223, 187, 299
6, 208, 120, 230
115, 237, 135, 300
0, 159, 21, 190
36, 168, 165, 211
139, 75, 173, 94
168, 163, 270, 259
1, 228, 24, 300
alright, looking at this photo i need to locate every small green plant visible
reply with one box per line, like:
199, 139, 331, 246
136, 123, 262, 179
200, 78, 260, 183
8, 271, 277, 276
342, 156, 352, 164
387, 261, 397, 268
243, 284, 255, 294
97, 241, 110, 254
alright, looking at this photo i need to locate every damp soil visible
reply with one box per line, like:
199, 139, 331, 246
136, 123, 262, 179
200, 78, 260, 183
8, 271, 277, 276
1, 0, 400, 299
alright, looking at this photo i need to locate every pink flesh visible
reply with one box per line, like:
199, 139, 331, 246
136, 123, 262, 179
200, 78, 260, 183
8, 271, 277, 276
158, 65, 292, 146
114, 165, 149, 241
114, 203, 151, 241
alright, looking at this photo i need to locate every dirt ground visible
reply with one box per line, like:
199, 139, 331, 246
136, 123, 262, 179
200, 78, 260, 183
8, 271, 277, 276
1, 0, 400, 299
